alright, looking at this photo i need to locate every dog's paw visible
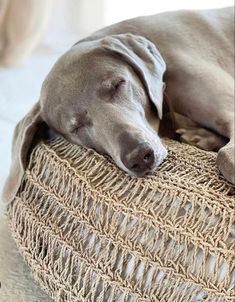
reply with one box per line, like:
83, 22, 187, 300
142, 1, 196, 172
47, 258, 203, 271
217, 145, 235, 184
176, 127, 227, 151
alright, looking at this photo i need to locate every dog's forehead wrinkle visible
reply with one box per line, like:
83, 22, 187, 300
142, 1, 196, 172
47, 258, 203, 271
44, 48, 138, 110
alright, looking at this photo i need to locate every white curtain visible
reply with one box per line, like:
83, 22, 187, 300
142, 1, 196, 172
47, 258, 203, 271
42, 0, 234, 51
104, 0, 234, 25
42, 0, 106, 52
0, 0, 51, 66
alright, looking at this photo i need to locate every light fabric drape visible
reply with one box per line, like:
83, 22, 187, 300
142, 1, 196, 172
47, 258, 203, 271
0, 0, 51, 66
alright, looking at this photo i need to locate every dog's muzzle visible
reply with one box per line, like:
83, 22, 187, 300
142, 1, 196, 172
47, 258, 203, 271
121, 142, 155, 175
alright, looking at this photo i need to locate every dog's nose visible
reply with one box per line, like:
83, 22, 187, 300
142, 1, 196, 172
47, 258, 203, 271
121, 143, 155, 174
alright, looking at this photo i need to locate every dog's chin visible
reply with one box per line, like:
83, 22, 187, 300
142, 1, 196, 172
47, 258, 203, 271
122, 163, 156, 177
131, 168, 154, 177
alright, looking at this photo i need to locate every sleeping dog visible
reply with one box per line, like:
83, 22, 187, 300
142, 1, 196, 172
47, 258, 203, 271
3, 7, 234, 203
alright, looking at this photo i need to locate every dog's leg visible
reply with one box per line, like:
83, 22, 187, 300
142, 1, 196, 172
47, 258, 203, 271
173, 113, 227, 151
176, 122, 234, 184
176, 128, 227, 151
216, 134, 235, 184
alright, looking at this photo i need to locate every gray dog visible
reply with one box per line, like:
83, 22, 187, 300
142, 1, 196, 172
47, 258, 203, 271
3, 7, 235, 203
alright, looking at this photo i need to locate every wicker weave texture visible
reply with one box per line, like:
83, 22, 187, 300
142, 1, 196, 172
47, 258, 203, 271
8, 138, 235, 302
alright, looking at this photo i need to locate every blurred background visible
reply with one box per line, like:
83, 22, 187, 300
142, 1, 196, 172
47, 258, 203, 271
0, 1, 234, 301
31, 0, 235, 51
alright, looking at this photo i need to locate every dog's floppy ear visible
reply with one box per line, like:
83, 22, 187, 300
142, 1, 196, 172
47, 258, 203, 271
102, 34, 166, 119
2, 102, 43, 204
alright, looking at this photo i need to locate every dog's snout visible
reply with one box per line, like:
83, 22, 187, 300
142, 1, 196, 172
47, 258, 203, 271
121, 143, 155, 174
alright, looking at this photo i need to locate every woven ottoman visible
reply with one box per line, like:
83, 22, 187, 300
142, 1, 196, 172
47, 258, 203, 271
7, 138, 234, 302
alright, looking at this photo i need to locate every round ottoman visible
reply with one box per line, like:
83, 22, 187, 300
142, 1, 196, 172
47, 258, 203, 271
7, 138, 234, 302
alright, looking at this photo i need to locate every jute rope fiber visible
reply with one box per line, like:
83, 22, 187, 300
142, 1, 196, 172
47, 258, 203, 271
7, 137, 235, 302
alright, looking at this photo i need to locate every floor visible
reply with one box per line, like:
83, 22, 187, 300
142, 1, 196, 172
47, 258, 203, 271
0, 47, 62, 301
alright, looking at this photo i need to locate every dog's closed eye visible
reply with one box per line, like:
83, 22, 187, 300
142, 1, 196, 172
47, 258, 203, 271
113, 79, 126, 91
69, 111, 92, 134
99, 78, 126, 101
69, 119, 85, 134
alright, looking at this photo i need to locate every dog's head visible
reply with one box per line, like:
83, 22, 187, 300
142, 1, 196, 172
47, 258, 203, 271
3, 34, 167, 203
